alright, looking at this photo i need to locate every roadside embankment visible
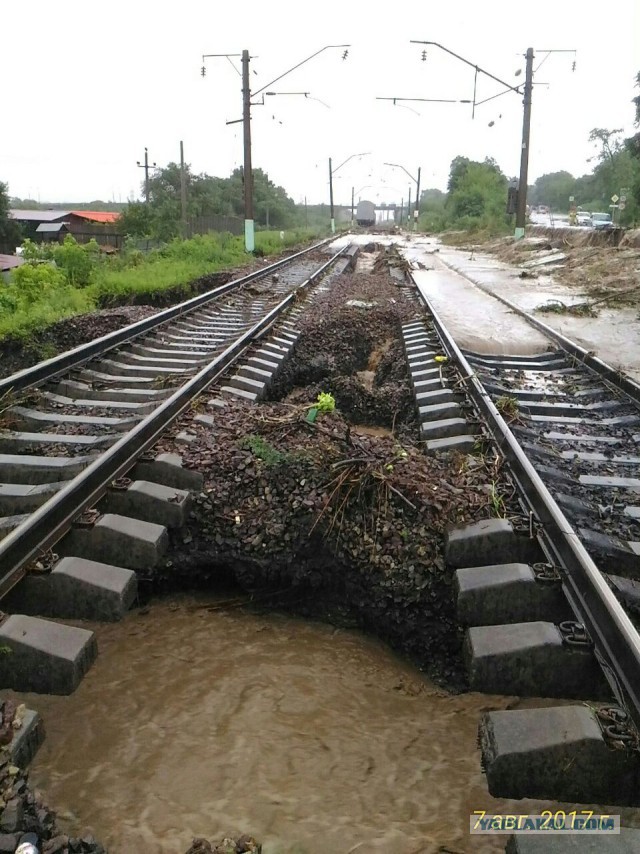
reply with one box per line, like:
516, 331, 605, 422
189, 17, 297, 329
527, 224, 625, 247
437, 228, 640, 310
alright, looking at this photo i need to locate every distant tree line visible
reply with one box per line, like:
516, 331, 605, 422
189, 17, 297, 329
418, 72, 640, 232
120, 165, 301, 241
528, 126, 639, 223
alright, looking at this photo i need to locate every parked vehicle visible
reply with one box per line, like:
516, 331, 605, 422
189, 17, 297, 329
591, 212, 613, 230
576, 211, 592, 226
356, 200, 376, 227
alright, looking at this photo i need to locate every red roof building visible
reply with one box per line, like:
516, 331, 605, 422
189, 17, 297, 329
69, 211, 121, 224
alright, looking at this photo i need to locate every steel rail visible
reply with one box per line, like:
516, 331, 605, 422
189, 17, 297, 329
0, 237, 334, 396
438, 259, 640, 405
0, 246, 348, 596
412, 273, 640, 730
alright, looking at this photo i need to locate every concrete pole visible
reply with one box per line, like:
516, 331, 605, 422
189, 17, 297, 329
407, 186, 412, 229
515, 47, 534, 239
179, 140, 188, 237
242, 49, 255, 252
329, 158, 335, 234
351, 186, 355, 226
414, 166, 421, 231
144, 148, 150, 205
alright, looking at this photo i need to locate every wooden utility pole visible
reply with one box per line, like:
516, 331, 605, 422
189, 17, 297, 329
136, 147, 156, 204
242, 49, 255, 251
180, 140, 188, 237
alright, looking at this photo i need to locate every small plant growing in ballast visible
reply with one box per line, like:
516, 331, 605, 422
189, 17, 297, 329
316, 392, 336, 412
306, 391, 336, 423
496, 395, 519, 421
488, 481, 507, 518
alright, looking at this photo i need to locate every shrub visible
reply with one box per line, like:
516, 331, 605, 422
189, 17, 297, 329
10, 262, 68, 304
51, 235, 99, 287
0, 261, 94, 341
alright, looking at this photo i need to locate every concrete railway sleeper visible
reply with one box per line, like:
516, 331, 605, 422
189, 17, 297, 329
0, 244, 356, 730
395, 264, 640, 849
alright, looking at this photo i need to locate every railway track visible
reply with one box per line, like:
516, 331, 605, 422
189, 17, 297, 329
3, 235, 640, 844
0, 239, 355, 699
401, 258, 640, 823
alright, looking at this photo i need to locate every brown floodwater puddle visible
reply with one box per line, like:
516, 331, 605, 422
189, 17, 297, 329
11, 596, 640, 853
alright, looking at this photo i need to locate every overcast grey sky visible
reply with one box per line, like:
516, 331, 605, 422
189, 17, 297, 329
3, 0, 639, 207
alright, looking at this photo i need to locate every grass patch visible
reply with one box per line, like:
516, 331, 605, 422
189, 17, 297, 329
238, 434, 311, 467
89, 229, 321, 306
0, 285, 94, 343
495, 395, 519, 418
239, 435, 288, 466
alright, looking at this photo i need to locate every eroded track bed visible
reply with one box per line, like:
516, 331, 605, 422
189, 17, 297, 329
158, 249, 509, 685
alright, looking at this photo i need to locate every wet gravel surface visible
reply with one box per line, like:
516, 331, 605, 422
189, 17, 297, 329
0, 700, 106, 854
471, 354, 640, 575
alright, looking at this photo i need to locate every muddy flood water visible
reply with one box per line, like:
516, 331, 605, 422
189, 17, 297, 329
9, 596, 624, 853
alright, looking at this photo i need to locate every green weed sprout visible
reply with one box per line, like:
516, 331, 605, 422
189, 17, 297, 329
316, 392, 336, 412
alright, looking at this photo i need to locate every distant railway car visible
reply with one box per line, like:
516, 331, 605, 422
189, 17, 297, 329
356, 200, 376, 227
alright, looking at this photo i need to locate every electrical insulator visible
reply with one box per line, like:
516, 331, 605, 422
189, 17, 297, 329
421, 50, 427, 61
572, 61, 576, 71
201, 66, 206, 77
342, 50, 349, 60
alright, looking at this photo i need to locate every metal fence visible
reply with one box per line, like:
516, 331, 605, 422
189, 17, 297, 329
186, 215, 244, 237
68, 228, 125, 249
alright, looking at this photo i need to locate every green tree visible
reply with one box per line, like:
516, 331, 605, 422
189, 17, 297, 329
447, 156, 472, 193
625, 71, 640, 219
124, 163, 299, 241
119, 201, 156, 238
529, 171, 576, 211
446, 158, 510, 230
587, 127, 639, 222
0, 182, 22, 251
